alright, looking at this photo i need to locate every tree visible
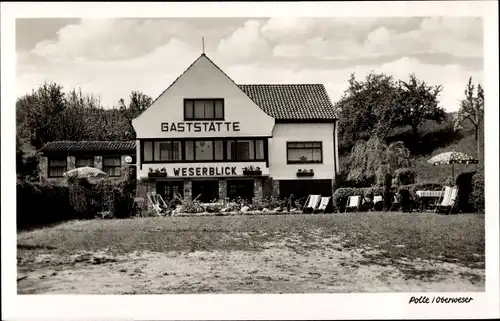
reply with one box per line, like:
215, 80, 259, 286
348, 137, 413, 186
117, 90, 153, 139
396, 74, 446, 138
16, 82, 67, 149
453, 77, 484, 158
336, 72, 400, 149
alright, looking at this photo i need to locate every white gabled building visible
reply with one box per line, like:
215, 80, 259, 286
132, 53, 339, 202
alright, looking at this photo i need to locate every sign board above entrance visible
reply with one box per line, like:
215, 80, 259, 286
161, 121, 240, 133
138, 162, 269, 179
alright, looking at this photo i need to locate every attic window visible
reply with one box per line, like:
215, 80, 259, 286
184, 99, 224, 120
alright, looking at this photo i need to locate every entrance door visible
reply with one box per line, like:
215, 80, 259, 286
156, 181, 184, 203
192, 180, 219, 203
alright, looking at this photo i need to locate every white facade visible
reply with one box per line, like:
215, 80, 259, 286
132, 54, 339, 201
270, 123, 337, 180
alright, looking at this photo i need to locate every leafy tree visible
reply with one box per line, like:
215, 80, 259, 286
453, 77, 484, 158
347, 137, 412, 187
117, 90, 153, 139
16, 82, 66, 149
336, 72, 400, 151
396, 73, 446, 139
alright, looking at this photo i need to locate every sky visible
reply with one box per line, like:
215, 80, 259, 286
16, 17, 483, 112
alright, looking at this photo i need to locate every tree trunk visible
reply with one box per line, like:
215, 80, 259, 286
475, 126, 480, 160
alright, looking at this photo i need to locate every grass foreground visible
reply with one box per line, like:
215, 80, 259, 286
17, 212, 485, 294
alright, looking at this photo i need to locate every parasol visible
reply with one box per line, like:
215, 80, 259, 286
64, 166, 109, 181
427, 150, 478, 183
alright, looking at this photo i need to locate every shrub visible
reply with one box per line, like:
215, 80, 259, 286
332, 187, 362, 212
471, 171, 484, 213
17, 181, 77, 230
181, 199, 204, 213
205, 204, 222, 213
393, 168, 416, 185
456, 171, 477, 213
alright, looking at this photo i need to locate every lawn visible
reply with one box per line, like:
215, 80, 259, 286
17, 212, 485, 294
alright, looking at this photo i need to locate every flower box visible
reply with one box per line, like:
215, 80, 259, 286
243, 170, 262, 176
148, 172, 167, 178
296, 170, 314, 177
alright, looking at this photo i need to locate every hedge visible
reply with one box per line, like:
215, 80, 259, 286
471, 171, 484, 213
17, 181, 78, 230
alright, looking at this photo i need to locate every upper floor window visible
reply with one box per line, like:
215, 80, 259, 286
184, 99, 224, 120
75, 156, 94, 168
287, 142, 323, 164
48, 157, 67, 178
142, 138, 266, 163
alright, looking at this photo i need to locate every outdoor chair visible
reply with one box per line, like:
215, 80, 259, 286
435, 186, 459, 215
345, 195, 361, 213
372, 195, 383, 211
314, 197, 331, 213
361, 196, 374, 211
147, 192, 168, 217
302, 195, 321, 213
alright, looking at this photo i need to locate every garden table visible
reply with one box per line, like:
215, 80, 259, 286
416, 190, 444, 211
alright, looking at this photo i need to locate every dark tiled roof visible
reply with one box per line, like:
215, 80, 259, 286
39, 141, 136, 153
238, 84, 337, 120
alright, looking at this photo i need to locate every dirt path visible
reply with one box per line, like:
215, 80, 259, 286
17, 235, 484, 294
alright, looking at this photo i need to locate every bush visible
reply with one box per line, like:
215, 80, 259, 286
181, 199, 204, 213
17, 181, 77, 230
332, 187, 363, 212
471, 171, 484, 213
393, 168, 416, 185
456, 171, 477, 213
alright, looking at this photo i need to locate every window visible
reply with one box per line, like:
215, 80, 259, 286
227, 139, 264, 161
48, 157, 67, 178
141, 139, 266, 163
195, 140, 213, 161
103, 156, 121, 177
184, 99, 224, 120
75, 156, 94, 168
287, 142, 322, 164
154, 141, 182, 161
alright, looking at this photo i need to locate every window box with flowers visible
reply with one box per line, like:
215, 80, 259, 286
242, 166, 262, 176
296, 169, 314, 177
148, 167, 168, 178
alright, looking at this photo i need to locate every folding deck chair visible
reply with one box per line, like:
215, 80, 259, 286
435, 186, 458, 215
147, 192, 169, 216
302, 195, 321, 213
345, 195, 361, 213
314, 197, 331, 213
372, 195, 383, 211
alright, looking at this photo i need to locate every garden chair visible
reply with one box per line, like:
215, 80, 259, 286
302, 195, 321, 213
344, 195, 361, 213
147, 192, 166, 217
435, 186, 458, 215
372, 195, 383, 211
314, 197, 331, 213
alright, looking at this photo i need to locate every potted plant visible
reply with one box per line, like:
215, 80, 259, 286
148, 167, 168, 177
297, 168, 314, 177
242, 166, 262, 176
299, 156, 308, 162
